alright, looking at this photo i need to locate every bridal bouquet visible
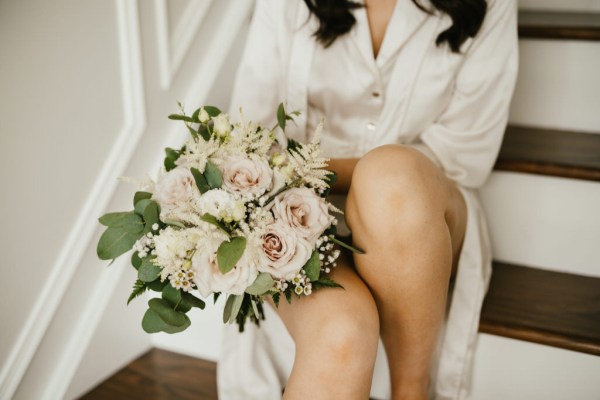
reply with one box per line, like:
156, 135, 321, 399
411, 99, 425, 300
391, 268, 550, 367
97, 103, 361, 333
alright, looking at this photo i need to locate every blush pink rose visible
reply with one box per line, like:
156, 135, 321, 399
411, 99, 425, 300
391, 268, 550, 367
221, 156, 273, 196
272, 187, 334, 244
152, 167, 195, 217
258, 222, 312, 280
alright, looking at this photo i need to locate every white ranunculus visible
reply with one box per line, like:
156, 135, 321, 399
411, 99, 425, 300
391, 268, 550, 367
258, 222, 312, 280
221, 156, 273, 197
272, 187, 334, 244
192, 238, 258, 297
212, 113, 232, 138
197, 189, 242, 222
152, 167, 196, 217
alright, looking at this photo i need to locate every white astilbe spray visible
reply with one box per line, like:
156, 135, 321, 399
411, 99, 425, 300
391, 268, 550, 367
287, 121, 330, 191
118, 174, 155, 192
176, 136, 220, 172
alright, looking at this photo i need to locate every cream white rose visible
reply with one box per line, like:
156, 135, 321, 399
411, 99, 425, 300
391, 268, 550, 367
221, 156, 273, 196
212, 113, 232, 138
152, 167, 196, 217
192, 238, 258, 297
197, 189, 244, 222
272, 187, 334, 244
258, 222, 312, 280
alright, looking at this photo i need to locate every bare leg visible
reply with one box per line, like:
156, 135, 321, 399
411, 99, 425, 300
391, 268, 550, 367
346, 145, 467, 400
272, 257, 380, 400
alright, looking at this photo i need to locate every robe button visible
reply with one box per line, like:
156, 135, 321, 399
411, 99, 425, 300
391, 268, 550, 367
366, 122, 376, 131
372, 91, 380, 98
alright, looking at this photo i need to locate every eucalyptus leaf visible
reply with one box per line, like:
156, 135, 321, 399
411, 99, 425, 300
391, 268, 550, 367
197, 124, 211, 141
223, 294, 244, 324
147, 279, 167, 292
203, 106, 221, 117
217, 237, 246, 274
138, 259, 161, 282
182, 292, 206, 309
131, 252, 142, 270
200, 214, 230, 237
245, 273, 275, 295
142, 201, 160, 234
303, 250, 321, 281
148, 298, 187, 326
134, 198, 152, 216
97, 226, 141, 260
204, 161, 222, 189
277, 103, 286, 130
162, 284, 182, 307
168, 114, 195, 122
133, 191, 153, 207
191, 167, 210, 194
141, 308, 190, 334
98, 212, 142, 234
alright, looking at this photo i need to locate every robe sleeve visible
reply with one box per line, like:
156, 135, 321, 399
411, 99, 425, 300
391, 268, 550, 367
228, 0, 286, 126
419, 0, 518, 188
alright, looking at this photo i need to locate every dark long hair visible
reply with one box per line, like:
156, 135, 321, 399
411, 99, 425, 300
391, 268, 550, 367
302, 0, 487, 53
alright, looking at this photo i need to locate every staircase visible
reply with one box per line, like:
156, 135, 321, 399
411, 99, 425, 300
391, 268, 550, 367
73, 6, 600, 400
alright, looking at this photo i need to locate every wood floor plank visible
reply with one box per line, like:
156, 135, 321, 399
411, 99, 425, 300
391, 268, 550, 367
79, 349, 218, 400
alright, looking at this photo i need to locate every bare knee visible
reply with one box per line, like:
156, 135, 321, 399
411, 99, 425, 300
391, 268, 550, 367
346, 145, 449, 235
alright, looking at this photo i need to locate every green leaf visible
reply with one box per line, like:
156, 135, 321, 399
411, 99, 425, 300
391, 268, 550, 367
251, 299, 260, 318
213, 292, 221, 304
138, 259, 161, 282
131, 252, 142, 270
127, 279, 148, 305
330, 236, 365, 254
245, 273, 275, 295
133, 191, 153, 207
203, 106, 221, 117
272, 292, 280, 308
223, 294, 244, 323
217, 237, 246, 274
98, 212, 143, 234
142, 201, 160, 234
197, 124, 211, 141
204, 161, 222, 189
191, 167, 210, 194
148, 298, 187, 326
286, 138, 301, 153
277, 103, 286, 130
147, 279, 167, 292
182, 292, 206, 309
303, 250, 321, 281
191, 108, 201, 122
162, 284, 182, 307
168, 114, 195, 122
134, 198, 152, 216
97, 226, 141, 260
141, 308, 190, 334
312, 277, 344, 290
284, 288, 292, 304
200, 214, 230, 237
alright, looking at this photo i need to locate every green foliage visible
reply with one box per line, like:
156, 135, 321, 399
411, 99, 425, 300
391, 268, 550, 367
182, 292, 205, 309
286, 138, 301, 153
284, 288, 292, 304
200, 214, 230, 237
191, 167, 210, 194
131, 252, 142, 270
303, 250, 321, 281
245, 273, 275, 295
203, 106, 221, 117
147, 279, 167, 292
312, 277, 344, 290
134, 198, 152, 216
148, 298, 187, 326
272, 292, 281, 308
223, 294, 244, 323
197, 124, 211, 141
142, 201, 160, 234
98, 212, 143, 233
138, 258, 161, 282
164, 147, 181, 171
213, 292, 221, 304
133, 191, 152, 207
168, 114, 195, 122
97, 226, 142, 260
277, 103, 287, 130
217, 237, 246, 274
141, 308, 190, 334
204, 161, 223, 189
127, 279, 148, 305
162, 284, 183, 307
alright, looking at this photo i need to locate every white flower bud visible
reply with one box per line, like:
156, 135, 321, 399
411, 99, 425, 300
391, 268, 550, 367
212, 114, 232, 137
198, 107, 210, 123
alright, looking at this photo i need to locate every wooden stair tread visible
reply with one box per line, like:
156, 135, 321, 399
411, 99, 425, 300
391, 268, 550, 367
480, 262, 600, 356
495, 125, 600, 181
518, 10, 600, 41
79, 349, 217, 399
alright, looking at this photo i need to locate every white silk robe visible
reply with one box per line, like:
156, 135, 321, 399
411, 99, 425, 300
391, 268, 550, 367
218, 0, 518, 399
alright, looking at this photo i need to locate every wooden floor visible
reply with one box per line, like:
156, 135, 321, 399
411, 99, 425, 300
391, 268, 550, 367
80, 349, 218, 400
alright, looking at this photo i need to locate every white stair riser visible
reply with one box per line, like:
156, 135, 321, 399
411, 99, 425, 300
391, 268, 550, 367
480, 172, 600, 277
468, 334, 600, 400
510, 40, 600, 132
